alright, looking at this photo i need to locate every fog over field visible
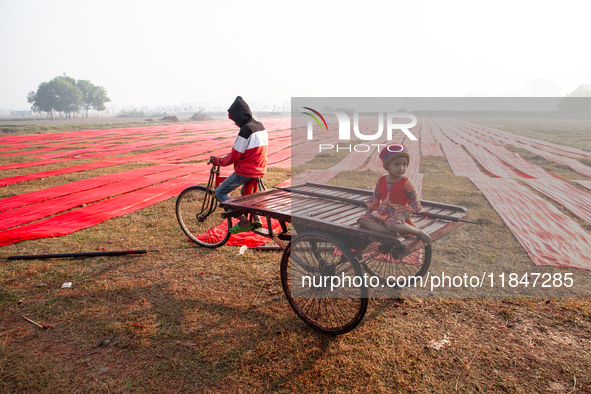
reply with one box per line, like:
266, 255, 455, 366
1, 0, 590, 113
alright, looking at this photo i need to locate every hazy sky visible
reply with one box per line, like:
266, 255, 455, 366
1, 0, 589, 110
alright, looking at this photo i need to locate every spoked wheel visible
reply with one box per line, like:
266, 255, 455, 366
358, 242, 432, 287
280, 232, 368, 335
175, 186, 232, 248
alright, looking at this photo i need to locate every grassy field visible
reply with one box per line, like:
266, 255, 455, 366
0, 119, 211, 136
1, 118, 591, 393
0, 113, 290, 135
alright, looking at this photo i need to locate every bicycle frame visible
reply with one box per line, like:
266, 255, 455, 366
197, 165, 221, 222
197, 164, 266, 223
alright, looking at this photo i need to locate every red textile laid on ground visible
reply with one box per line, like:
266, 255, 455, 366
267, 151, 293, 167
453, 118, 591, 161
523, 178, 591, 226
574, 180, 591, 190
289, 136, 340, 167
514, 142, 591, 178
329, 144, 378, 172
0, 164, 181, 212
404, 137, 421, 177
289, 169, 342, 185
530, 143, 587, 159
435, 121, 472, 146
0, 165, 205, 230
427, 120, 454, 145
266, 147, 293, 165
71, 138, 188, 159
0, 177, 196, 247
0, 147, 66, 156
197, 218, 282, 248
546, 155, 591, 179
445, 120, 502, 147
421, 142, 444, 157
484, 145, 557, 179
0, 159, 65, 171
0, 161, 122, 187
277, 178, 292, 187
0, 146, 29, 153
362, 151, 385, 172
0, 118, 292, 245
361, 245, 424, 266
440, 144, 483, 177
445, 121, 503, 147
469, 176, 591, 270
464, 143, 531, 179
186, 144, 238, 162
419, 121, 444, 157
406, 173, 424, 200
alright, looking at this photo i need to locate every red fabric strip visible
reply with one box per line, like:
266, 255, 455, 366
523, 178, 591, 226
0, 159, 65, 171
574, 180, 591, 190
197, 218, 281, 248
0, 147, 67, 156
469, 176, 591, 270
464, 143, 532, 179
0, 161, 123, 187
0, 164, 179, 212
440, 144, 484, 177
0, 177, 199, 247
0, 165, 206, 230
484, 145, 557, 179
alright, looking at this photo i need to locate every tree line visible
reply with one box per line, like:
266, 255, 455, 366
27, 76, 111, 119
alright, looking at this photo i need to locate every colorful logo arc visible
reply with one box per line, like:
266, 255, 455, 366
302, 107, 328, 131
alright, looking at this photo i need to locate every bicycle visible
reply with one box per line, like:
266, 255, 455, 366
175, 160, 266, 248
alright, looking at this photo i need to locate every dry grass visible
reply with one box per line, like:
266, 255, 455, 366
1, 119, 591, 393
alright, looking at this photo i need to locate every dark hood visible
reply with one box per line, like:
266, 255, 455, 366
228, 96, 253, 127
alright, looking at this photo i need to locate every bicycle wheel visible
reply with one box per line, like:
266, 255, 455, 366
175, 185, 232, 248
280, 232, 368, 335
358, 243, 432, 287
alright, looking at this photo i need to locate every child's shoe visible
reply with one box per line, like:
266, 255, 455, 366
229, 223, 255, 234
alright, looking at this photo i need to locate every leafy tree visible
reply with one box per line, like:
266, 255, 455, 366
90, 85, 111, 117
76, 79, 95, 117
32, 81, 58, 118
27, 90, 37, 112
28, 76, 109, 118
75, 80, 111, 117
50, 77, 83, 118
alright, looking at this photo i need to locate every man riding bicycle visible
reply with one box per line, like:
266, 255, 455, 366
210, 96, 268, 233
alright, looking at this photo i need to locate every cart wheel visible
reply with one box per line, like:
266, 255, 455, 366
358, 243, 432, 287
175, 186, 232, 248
280, 232, 368, 335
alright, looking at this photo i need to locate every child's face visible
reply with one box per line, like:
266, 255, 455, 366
386, 156, 409, 178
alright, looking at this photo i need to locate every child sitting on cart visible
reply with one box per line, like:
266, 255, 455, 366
358, 144, 432, 245
210, 96, 268, 233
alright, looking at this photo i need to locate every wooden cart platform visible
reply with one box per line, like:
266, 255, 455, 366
220, 182, 469, 254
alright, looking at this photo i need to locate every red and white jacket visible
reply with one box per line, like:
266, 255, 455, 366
212, 96, 268, 178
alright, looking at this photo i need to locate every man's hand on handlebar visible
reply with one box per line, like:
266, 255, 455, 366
208, 156, 217, 165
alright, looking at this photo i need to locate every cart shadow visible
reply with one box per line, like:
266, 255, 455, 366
139, 287, 337, 388
7, 254, 363, 391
